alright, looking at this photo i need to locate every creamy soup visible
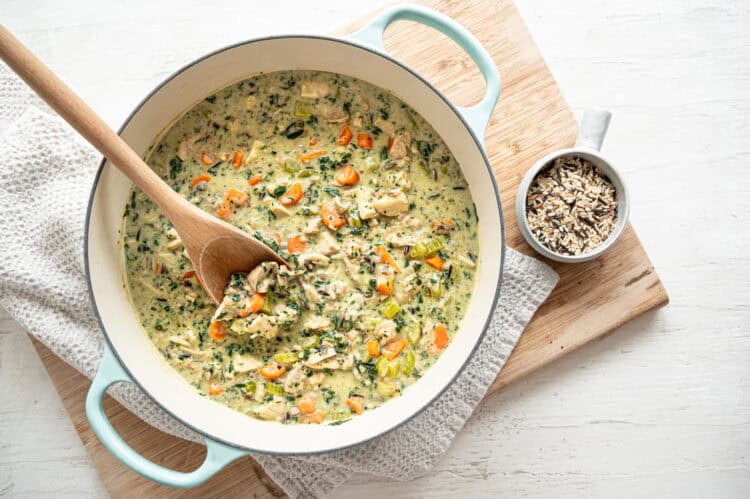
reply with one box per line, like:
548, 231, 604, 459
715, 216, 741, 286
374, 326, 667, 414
121, 70, 479, 424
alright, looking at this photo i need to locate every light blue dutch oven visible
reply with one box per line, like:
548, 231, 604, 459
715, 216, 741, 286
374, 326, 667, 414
84, 4, 504, 488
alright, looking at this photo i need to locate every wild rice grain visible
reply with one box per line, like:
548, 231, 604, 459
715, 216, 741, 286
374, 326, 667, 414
526, 156, 617, 256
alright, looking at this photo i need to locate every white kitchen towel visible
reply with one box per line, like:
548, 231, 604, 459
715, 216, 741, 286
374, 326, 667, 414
0, 64, 559, 498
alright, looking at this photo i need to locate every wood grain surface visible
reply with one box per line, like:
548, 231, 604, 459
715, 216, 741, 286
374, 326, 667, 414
24, 0, 667, 496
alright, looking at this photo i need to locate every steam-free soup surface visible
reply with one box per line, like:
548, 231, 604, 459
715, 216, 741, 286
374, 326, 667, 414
122, 70, 479, 424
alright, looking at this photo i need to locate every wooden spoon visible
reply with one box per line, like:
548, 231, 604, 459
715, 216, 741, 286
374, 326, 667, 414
0, 26, 286, 304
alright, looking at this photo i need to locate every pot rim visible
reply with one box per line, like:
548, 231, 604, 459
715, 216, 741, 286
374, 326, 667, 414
84, 33, 505, 454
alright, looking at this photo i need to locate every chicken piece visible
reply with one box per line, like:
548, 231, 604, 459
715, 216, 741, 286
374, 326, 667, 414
332, 196, 349, 214
316, 231, 340, 256
283, 365, 325, 395
298, 252, 331, 267
247, 262, 278, 293
274, 305, 300, 328
301, 80, 330, 99
304, 347, 337, 366
311, 353, 355, 370
231, 352, 263, 373
386, 227, 417, 248
373, 190, 409, 217
358, 201, 378, 220
374, 116, 395, 135
247, 314, 279, 339
304, 217, 322, 235
388, 132, 411, 160
253, 400, 287, 421
262, 195, 289, 217
459, 255, 477, 268
389, 171, 412, 192
375, 319, 397, 344
304, 316, 332, 332
302, 282, 322, 303
246, 140, 264, 163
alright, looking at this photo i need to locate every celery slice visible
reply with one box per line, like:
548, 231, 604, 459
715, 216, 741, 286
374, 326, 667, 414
274, 352, 299, 364
294, 99, 314, 118
381, 297, 400, 319
265, 382, 285, 397
401, 349, 416, 376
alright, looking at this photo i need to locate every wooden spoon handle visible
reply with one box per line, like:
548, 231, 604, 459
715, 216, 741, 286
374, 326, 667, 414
0, 25, 187, 219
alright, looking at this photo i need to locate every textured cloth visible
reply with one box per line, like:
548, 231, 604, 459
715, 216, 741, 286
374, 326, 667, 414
0, 64, 559, 497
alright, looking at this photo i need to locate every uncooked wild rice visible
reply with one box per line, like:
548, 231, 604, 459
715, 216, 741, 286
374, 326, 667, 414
526, 156, 618, 256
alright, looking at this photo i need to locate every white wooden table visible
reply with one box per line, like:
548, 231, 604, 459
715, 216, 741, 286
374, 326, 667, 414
1, 0, 748, 497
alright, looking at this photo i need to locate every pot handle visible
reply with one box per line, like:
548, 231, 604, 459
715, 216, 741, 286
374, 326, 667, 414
85, 345, 248, 488
348, 4, 501, 138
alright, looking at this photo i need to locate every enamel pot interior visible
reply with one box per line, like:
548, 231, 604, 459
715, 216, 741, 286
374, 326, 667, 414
86, 36, 503, 454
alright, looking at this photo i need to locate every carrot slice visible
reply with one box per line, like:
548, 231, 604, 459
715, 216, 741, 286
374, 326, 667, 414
232, 150, 244, 168
287, 235, 306, 254
259, 362, 287, 380
376, 276, 394, 296
208, 384, 225, 396
296, 395, 316, 415
200, 151, 214, 166
181, 270, 196, 280
335, 165, 360, 186
208, 321, 227, 342
374, 246, 401, 273
338, 124, 353, 146
248, 174, 264, 186
425, 255, 445, 271
300, 150, 326, 163
248, 293, 265, 314
190, 174, 211, 188
382, 337, 408, 360
217, 188, 249, 220
356, 133, 373, 149
434, 323, 449, 350
346, 396, 365, 415
224, 188, 248, 205
366, 338, 380, 357
280, 183, 303, 206
305, 410, 324, 424
321, 202, 346, 230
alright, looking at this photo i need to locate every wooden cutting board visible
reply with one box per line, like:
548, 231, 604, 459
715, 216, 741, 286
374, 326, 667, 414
30, 0, 668, 496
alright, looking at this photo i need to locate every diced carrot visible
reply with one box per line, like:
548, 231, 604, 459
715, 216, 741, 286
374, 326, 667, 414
287, 235, 306, 254
190, 174, 211, 188
208, 384, 225, 396
425, 255, 445, 271
431, 218, 456, 232
374, 246, 401, 273
259, 362, 286, 380
434, 323, 449, 350
321, 202, 346, 230
248, 174, 264, 186
356, 133, 373, 149
181, 270, 196, 280
224, 188, 248, 205
300, 150, 326, 163
217, 202, 232, 220
248, 293, 265, 313
296, 395, 316, 415
335, 165, 360, 186
200, 151, 214, 166
238, 309, 250, 318
338, 124, 353, 146
346, 396, 365, 415
232, 150, 244, 168
280, 183, 303, 206
217, 188, 249, 220
366, 338, 380, 357
382, 337, 408, 360
376, 276, 394, 296
305, 410, 324, 424
208, 321, 227, 342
